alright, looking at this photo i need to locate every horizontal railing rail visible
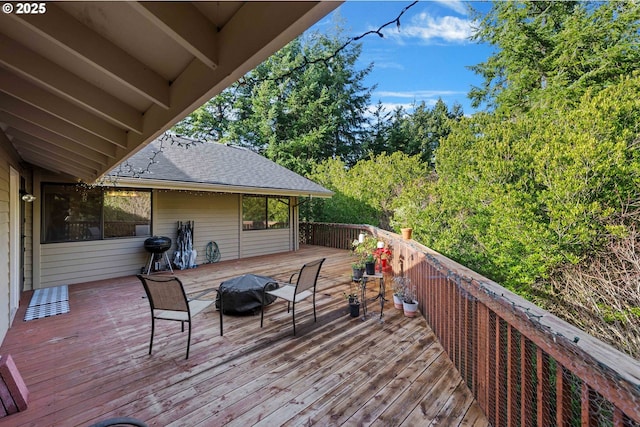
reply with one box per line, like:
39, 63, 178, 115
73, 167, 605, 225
300, 222, 640, 426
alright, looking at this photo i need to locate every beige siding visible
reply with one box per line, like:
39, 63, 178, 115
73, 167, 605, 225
35, 172, 149, 288
0, 139, 27, 342
0, 147, 10, 341
241, 228, 293, 258
40, 238, 148, 288
155, 191, 241, 264
35, 189, 297, 288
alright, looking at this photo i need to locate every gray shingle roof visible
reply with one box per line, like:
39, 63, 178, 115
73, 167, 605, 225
108, 136, 333, 197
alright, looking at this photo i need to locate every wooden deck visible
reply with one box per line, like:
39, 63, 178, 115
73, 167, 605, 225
0, 245, 488, 427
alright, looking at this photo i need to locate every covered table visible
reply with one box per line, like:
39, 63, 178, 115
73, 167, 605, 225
216, 274, 279, 314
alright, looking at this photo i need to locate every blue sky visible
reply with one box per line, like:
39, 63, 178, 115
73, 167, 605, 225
309, 1, 494, 115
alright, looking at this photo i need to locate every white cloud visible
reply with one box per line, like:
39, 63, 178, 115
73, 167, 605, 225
367, 88, 468, 116
380, 9, 475, 45
403, 13, 473, 43
365, 99, 443, 118
374, 62, 405, 70
433, 0, 469, 16
376, 89, 464, 99
359, 47, 405, 70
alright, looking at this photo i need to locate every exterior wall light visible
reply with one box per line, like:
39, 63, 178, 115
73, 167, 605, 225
21, 193, 36, 202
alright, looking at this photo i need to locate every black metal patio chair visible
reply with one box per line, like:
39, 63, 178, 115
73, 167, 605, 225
260, 258, 325, 335
136, 275, 218, 359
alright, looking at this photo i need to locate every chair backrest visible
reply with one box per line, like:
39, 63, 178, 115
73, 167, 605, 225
295, 258, 325, 294
137, 275, 189, 313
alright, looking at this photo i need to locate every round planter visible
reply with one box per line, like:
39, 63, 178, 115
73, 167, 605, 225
365, 262, 376, 275
401, 228, 413, 240
403, 300, 419, 317
393, 294, 403, 309
349, 302, 360, 318
352, 267, 364, 281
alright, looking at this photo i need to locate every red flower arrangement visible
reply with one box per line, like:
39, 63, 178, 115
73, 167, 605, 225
373, 245, 392, 272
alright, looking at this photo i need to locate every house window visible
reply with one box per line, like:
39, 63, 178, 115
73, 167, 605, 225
104, 190, 152, 238
42, 184, 151, 243
242, 195, 290, 230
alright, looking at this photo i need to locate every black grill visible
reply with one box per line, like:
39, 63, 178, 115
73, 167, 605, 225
144, 236, 171, 254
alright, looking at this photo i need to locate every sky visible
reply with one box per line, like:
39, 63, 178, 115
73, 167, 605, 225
308, 1, 494, 115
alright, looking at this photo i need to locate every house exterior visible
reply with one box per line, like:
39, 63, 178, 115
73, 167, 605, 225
0, 135, 331, 342
34, 137, 334, 289
0, 1, 340, 343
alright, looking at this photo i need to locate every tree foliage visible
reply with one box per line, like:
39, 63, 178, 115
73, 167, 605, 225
424, 75, 640, 293
361, 99, 463, 167
174, 17, 372, 176
469, 1, 640, 113
308, 152, 428, 230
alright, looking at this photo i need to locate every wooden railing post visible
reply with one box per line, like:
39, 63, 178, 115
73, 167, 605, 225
476, 302, 490, 415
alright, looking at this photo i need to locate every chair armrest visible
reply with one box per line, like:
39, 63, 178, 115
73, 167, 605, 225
288, 272, 299, 283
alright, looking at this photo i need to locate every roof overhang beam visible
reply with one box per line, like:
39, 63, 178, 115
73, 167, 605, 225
0, 33, 144, 134
6, 3, 171, 108
130, 2, 219, 71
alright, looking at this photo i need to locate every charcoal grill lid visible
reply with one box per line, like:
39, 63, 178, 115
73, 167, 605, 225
144, 236, 172, 253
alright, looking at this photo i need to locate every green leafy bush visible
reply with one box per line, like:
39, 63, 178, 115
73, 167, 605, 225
427, 75, 640, 292
308, 152, 428, 229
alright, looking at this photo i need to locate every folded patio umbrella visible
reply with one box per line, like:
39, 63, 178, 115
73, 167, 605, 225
174, 221, 196, 270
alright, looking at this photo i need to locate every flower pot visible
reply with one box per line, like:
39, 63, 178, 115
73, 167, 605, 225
393, 294, 403, 309
365, 261, 376, 275
352, 267, 364, 281
349, 302, 360, 318
403, 300, 418, 317
401, 228, 413, 240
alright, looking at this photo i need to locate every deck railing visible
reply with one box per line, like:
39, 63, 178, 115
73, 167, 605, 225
300, 222, 640, 426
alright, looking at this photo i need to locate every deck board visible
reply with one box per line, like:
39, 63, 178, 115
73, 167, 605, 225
0, 245, 488, 426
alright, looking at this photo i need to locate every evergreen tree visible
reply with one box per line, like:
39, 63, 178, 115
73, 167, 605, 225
174, 16, 373, 176
403, 99, 463, 167
469, 1, 640, 112
361, 101, 393, 159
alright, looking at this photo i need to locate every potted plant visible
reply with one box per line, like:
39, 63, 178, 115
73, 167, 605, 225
351, 234, 378, 276
391, 206, 414, 240
392, 276, 408, 309
401, 227, 413, 240
373, 243, 392, 273
402, 280, 418, 317
349, 298, 360, 317
352, 261, 365, 281
364, 254, 376, 275
343, 282, 360, 318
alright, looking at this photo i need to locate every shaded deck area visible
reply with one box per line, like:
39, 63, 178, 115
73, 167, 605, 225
0, 245, 488, 426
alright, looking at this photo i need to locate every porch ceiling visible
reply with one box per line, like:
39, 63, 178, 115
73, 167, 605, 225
0, 1, 339, 182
